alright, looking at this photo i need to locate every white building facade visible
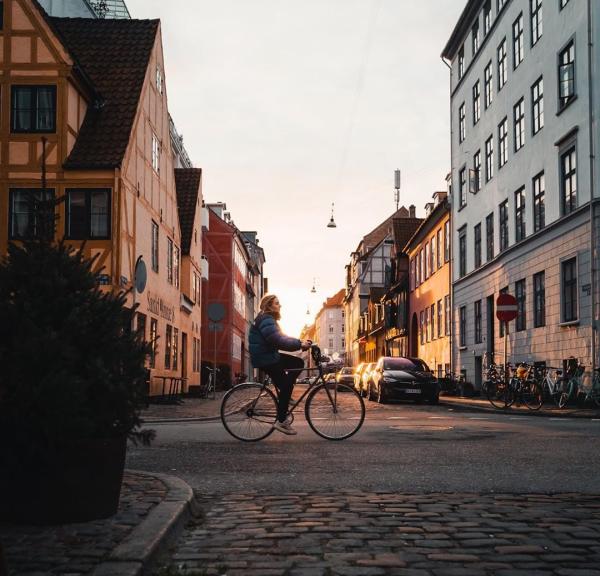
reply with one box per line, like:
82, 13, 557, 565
315, 290, 346, 361
443, 0, 599, 389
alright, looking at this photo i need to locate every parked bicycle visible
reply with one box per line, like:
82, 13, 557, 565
220, 345, 365, 442
536, 365, 571, 407
486, 362, 543, 410
558, 359, 600, 408
199, 367, 218, 400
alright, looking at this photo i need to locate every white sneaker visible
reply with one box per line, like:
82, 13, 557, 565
273, 420, 298, 435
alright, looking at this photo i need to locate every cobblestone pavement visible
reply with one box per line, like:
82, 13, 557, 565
162, 491, 600, 576
1, 472, 167, 576
141, 395, 225, 421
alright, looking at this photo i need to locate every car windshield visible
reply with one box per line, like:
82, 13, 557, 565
383, 358, 430, 372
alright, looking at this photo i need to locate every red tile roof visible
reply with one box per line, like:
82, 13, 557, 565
175, 168, 202, 255
49, 17, 160, 169
324, 288, 345, 308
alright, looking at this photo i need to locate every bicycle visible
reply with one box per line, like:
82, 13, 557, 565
560, 360, 600, 408
486, 363, 543, 410
577, 367, 600, 407
220, 345, 366, 442
199, 367, 218, 400
537, 365, 569, 407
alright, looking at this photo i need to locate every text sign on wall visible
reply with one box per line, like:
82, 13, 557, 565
147, 292, 175, 322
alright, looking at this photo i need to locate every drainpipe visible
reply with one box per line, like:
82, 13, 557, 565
588, 0, 597, 373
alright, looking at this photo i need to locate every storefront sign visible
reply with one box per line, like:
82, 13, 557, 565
147, 292, 175, 322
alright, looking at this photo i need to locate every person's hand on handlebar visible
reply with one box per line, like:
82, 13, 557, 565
300, 339, 312, 351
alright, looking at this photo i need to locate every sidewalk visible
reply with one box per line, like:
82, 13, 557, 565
441, 394, 600, 418
141, 394, 225, 423
0, 470, 194, 576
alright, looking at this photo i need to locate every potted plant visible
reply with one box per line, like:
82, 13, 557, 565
0, 211, 153, 525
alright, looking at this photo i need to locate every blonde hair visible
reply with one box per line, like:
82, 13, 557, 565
259, 294, 281, 321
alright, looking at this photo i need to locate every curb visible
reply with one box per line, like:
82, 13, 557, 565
142, 415, 221, 424
440, 397, 600, 419
91, 471, 194, 576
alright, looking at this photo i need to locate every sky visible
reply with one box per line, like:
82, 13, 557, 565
127, 0, 465, 336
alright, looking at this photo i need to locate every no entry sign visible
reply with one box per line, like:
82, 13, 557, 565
496, 293, 518, 322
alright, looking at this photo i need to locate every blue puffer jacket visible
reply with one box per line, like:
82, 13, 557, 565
249, 312, 302, 367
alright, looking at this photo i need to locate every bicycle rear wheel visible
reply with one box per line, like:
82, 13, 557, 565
486, 380, 511, 409
220, 383, 277, 442
305, 383, 365, 440
522, 380, 543, 410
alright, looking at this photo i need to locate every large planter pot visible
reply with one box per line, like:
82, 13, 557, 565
0, 436, 127, 525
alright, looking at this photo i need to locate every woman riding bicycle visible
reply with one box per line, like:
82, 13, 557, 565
249, 294, 312, 435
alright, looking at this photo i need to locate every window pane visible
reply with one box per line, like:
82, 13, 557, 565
13, 88, 32, 131
90, 190, 109, 237
36, 88, 56, 131
68, 191, 87, 238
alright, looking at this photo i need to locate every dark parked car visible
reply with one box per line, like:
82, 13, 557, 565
336, 367, 354, 386
368, 356, 440, 404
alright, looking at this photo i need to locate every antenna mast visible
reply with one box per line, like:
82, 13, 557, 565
394, 169, 401, 211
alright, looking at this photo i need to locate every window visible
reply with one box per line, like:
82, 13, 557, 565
474, 300, 482, 343
165, 324, 172, 369
329, 325, 334, 333
445, 295, 451, 336
329, 338, 334, 350
497, 38, 507, 89
172, 328, 179, 371
156, 66, 163, 94
485, 135, 494, 181
424, 243, 430, 279
430, 304, 436, 340
474, 223, 482, 269
458, 45, 465, 79
515, 187, 526, 242
444, 221, 450, 262
149, 318, 158, 368
137, 313, 147, 341
484, 61, 493, 108
459, 306, 467, 347
66, 189, 111, 239
562, 258, 577, 322
484, 0, 492, 35
151, 221, 159, 272
11, 85, 57, 133
459, 167, 467, 208
534, 271, 546, 327
9, 188, 55, 240
533, 171, 545, 232
459, 103, 466, 143
558, 41, 575, 109
458, 226, 467, 278
513, 13, 524, 69
420, 311, 425, 344
472, 19, 480, 54
515, 279, 526, 331
530, 0, 542, 46
174, 245, 180, 289
430, 236, 435, 273
514, 98, 525, 151
473, 81, 481, 124
486, 213, 495, 261
0, 1, 3, 29
152, 133, 161, 173
498, 118, 508, 168
499, 286, 508, 337
410, 258, 415, 291
499, 200, 509, 251
532, 76, 544, 134
561, 145, 577, 215
473, 150, 481, 194
437, 229, 442, 269
167, 238, 174, 284
437, 300, 443, 338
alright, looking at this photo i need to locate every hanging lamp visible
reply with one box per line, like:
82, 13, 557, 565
327, 202, 337, 228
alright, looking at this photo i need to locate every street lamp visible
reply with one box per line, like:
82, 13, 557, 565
311, 277, 317, 294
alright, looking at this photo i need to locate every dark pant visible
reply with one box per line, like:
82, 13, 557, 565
263, 353, 305, 422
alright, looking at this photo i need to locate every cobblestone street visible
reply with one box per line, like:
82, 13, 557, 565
163, 491, 600, 576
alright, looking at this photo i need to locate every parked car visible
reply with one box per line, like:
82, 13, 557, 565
360, 362, 375, 397
323, 373, 337, 383
353, 363, 366, 393
336, 367, 354, 387
368, 356, 440, 404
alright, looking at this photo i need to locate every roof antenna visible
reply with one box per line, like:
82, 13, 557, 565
394, 169, 401, 211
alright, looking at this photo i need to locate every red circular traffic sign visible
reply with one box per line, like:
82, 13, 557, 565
496, 293, 518, 322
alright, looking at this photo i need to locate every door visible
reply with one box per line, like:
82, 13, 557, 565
410, 313, 419, 357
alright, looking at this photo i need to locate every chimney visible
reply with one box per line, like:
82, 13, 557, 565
409, 205, 416, 218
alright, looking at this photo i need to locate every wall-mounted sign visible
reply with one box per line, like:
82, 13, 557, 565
135, 257, 147, 294
147, 292, 175, 322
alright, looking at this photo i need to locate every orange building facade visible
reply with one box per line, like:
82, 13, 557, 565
0, 0, 203, 394
406, 193, 451, 377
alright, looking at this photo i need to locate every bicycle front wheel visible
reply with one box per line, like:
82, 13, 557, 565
557, 378, 575, 409
522, 380, 543, 411
305, 383, 365, 440
486, 380, 511, 409
220, 383, 278, 442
